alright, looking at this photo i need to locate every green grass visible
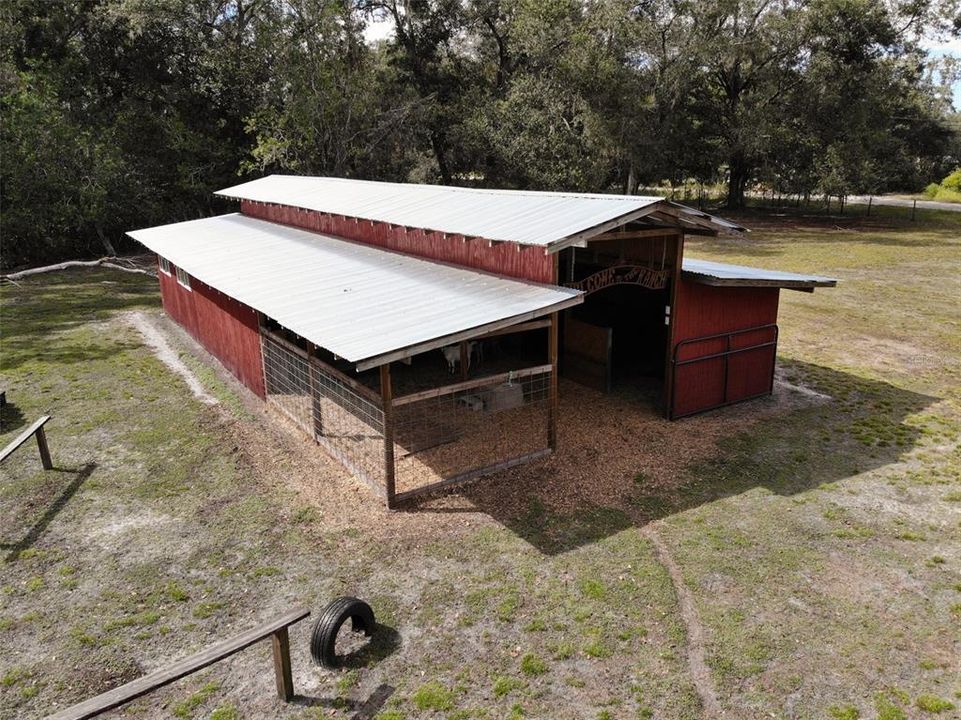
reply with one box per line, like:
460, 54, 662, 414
916, 695, 955, 713
519, 653, 547, 676
411, 681, 454, 711
1, 210, 959, 718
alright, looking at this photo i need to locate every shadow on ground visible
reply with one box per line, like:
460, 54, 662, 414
1, 462, 97, 561
0, 400, 26, 434
1, 269, 157, 371
405, 360, 938, 555
292, 682, 394, 718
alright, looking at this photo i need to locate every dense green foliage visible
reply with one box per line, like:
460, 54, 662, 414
924, 168, 961, 202
2, 0, 959, 267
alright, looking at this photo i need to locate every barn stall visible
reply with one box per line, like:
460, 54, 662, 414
129, 176, 835, 505
130, 214, 579, 506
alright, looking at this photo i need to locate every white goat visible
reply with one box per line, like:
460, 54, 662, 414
441, 343, 478, 374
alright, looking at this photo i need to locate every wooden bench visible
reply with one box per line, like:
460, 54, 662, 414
0, 414, 52, 469
47, 607, 311, 720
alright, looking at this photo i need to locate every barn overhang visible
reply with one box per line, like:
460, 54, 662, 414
681, 258, 838, 292
127, 214, 583, 372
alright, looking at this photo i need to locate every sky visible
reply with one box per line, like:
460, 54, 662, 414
921, 35, 961, 110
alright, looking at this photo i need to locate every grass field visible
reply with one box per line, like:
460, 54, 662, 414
1, 207, 959, 719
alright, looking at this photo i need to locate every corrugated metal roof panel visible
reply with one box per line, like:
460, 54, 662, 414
128, 214, 582, 369
215, 175, 743, 247
682, 258, 837, 288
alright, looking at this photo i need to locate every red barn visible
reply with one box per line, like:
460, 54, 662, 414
129, 176, 835, 505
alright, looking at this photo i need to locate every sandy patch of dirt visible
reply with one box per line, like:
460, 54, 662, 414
643, 524, 722, 718
124, 311, 218, 405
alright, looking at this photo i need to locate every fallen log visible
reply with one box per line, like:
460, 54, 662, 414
1, 257, 156, 282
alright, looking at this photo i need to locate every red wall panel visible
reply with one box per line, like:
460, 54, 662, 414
240, 200, 555, 284
671, 278, 779, 417
157, 261, 265, 398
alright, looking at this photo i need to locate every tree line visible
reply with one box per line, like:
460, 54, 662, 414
2, 0, 959, 268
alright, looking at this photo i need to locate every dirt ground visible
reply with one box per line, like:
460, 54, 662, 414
1, 206, 960, 719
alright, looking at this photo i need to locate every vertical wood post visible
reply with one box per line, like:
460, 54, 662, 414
547, 312, 559, 451
271, 627, 294, 701
380, 363, 396, 508
459, 341, 469, 381
35, 426, 52, 470
662, 230, 684, 419
307, 351, 324, 439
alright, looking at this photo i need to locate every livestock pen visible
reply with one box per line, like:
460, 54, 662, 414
128, 176, 835, 504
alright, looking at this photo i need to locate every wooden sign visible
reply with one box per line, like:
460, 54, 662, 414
565, 265, 669, 294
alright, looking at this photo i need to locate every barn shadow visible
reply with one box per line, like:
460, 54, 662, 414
404, 360, 938, 555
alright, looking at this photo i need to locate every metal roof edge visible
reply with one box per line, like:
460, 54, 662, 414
353, 293, 584, 371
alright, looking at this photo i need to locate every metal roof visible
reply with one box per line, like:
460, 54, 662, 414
215, 175, 744, 249
682, 258, 837, 289
128, 214, 582, 370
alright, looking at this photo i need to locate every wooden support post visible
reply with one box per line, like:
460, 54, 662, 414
547, 312, 559, 451
271, 627, 294, 701
380, 363, 396, 508
35, 426, 52, 470
459, 341, 469, 381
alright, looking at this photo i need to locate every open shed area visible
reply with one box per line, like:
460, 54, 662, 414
2, 208, 959, 719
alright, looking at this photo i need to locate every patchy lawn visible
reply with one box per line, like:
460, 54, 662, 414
1, 207, 959, 719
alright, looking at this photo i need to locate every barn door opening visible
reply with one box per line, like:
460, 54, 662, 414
562, 283, 670, 397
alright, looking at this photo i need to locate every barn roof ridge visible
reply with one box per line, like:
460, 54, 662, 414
215, 175, 744, 248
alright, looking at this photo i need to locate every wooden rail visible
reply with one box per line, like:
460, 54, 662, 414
0, 415, 52, 469
392, 364, 553, 407
47, 607, 311, 720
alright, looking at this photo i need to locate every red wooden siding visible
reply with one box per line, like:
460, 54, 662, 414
670, 278, 779, 417
157, 259, 266, 398
241, 200, 555, 283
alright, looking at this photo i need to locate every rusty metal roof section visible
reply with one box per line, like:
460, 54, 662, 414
682, 258, 837, 290
215, 175, 745, 248
128, 214, 583, 370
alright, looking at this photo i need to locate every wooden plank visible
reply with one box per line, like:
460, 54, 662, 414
261, 328, 309, 359
474, 319, 551, 339
271, 627, 294, 701
549, 204, 663, 252
392, 364, 553, 407
0, 415, 51, 465
47, 607, 310, 720
586, 228, 687, 242
381, 364, 396, 508
392, 449, 553, 503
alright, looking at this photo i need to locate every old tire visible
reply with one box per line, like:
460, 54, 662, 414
310, 596, 375, 669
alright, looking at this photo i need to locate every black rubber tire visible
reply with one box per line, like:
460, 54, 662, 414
310, 596, 376, 668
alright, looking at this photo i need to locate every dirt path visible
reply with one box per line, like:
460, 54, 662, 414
124, 311, 218, 405
642, 524, 723, 719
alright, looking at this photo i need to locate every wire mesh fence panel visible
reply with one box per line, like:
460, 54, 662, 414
392, 369, 551, 495
262, 333, 313, 434
310, 361, 386, 491
262, 332, 386, 494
